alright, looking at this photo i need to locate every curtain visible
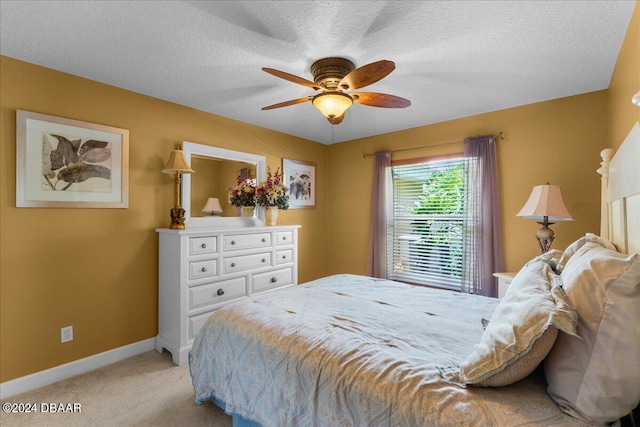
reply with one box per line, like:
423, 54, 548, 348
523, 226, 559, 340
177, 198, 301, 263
461, 135, 503, 296
367, 151, 391, 278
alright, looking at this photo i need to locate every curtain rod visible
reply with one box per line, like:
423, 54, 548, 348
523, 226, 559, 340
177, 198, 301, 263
362, 132, 504, 158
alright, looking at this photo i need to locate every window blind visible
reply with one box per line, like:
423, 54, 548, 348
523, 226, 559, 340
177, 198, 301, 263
387, 157, 465, 290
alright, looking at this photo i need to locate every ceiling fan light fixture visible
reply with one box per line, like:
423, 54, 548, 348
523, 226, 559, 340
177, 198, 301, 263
262, 58, 410, 124
312, 92, 353, 119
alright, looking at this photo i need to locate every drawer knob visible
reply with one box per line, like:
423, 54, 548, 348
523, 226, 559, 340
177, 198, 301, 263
282, 236, 286, 240
261, 238, 266, 242
282, 255, 286, 259
231, 240, 236, 245
261, 258, 266, 263
201, 267, 207, 272
217, 288, 224, 296
230, 262, 236, 268
270, 277, 278, 283
201, 243, 207, 249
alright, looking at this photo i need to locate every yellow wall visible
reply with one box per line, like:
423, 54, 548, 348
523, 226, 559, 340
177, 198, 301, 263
1, 1, 638, 384
0, 56, 329, 382
327, 91, 608, 274
609, 1, 640, 149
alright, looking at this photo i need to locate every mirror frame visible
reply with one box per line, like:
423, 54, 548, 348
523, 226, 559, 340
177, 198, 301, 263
181, 141, 267, 228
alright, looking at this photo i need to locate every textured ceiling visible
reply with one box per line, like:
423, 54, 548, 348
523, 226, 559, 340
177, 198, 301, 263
0, 1, 635, 144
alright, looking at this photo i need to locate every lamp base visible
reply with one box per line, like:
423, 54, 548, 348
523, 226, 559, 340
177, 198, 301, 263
536, 221, 555, 253
169, 207, 185, 230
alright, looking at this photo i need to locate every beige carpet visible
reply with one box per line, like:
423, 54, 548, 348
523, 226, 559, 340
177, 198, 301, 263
0, 350, 232, 427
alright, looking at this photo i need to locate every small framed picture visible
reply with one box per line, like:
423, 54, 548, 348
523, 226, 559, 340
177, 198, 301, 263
16, 110, 129, 208
282, 158, 316, 209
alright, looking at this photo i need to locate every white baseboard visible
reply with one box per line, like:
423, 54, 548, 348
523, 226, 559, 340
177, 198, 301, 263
0, 338, 156, 400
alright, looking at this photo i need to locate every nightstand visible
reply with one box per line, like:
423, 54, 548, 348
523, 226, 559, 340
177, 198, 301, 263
493, 272, 517, 299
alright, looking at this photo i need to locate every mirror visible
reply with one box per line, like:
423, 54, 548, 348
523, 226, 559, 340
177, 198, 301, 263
189, 155, 256, 218
181, 141, 267, 228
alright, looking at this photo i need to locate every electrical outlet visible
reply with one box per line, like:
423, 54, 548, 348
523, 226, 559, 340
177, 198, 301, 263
61, 326, 73, 343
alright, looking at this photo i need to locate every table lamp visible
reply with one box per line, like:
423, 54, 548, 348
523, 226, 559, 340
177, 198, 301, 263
202, 198, 223, 216
517, 184, 573, 253
162, 147, 194, 229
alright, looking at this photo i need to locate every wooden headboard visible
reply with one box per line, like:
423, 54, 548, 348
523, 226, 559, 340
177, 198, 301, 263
598, 122, 640, 255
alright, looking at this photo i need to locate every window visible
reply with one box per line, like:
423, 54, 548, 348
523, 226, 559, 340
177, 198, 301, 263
387, 156, 465, 290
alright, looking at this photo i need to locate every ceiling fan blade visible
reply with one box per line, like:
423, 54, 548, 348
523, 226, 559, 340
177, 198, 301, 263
261, 96, 313, 110
352, 92, 411, 108
338, 60, 395, 91
262, 68, 321, 90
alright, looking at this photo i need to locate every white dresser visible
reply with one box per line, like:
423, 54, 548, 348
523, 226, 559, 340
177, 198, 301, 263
155, 225, 300, 365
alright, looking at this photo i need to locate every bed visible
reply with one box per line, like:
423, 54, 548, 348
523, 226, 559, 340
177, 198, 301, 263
189, 123, 640, 427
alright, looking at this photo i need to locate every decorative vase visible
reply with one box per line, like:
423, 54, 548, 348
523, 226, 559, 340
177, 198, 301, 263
241, 206, 255, 217
265, 206, 279, 226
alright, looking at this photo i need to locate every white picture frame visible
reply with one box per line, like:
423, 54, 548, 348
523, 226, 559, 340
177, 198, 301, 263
282, 158, 316, 209
16, 110, 129, 208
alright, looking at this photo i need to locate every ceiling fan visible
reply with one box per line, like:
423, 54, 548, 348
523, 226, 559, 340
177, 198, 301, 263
261, 57, 411, 125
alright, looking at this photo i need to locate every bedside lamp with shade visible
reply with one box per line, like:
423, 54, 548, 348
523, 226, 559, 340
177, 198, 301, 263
202, 197, 223, 216
161, 147, 194, 229
517, 184, 573, 253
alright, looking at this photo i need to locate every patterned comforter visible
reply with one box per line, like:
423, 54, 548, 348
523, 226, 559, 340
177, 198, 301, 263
189, 274, 586, 426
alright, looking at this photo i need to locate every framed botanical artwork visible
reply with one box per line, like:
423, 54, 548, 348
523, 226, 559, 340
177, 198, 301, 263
282, 158, 316, 209
16, 110, 129, 208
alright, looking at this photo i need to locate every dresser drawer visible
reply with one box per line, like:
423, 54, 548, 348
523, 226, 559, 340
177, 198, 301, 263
275, 231, 293, 246
275, 249, 292, 265
189, 259, 218, 281
224, 252, 271, 274
189, 276, 246, 311
188, 311, 213, 341
189, 236, 218, 256
223, 233, 271, 251
252, 268, 292, 293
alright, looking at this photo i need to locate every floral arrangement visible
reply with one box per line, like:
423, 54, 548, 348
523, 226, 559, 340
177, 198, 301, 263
228, 173, 256, 207
255, 166, 289, 210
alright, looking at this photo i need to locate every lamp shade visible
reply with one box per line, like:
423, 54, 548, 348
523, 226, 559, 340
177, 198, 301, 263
517, 184, 573, 221
312, 92, 353, 119
202, 197, 223, 214
161, 149, 194, 174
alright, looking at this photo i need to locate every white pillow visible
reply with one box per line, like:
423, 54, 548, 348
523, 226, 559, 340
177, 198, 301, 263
556, 233, 616, 273
544, 242, 640, 425
474, 326, 558, 387
440, 256, 577, 387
